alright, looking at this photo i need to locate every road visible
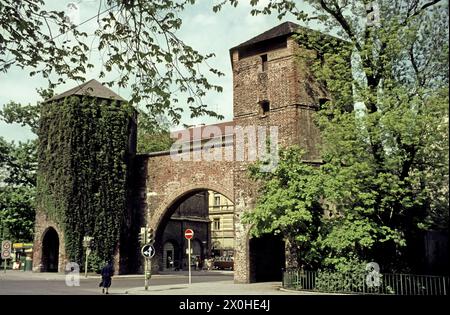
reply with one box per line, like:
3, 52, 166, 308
0, 270, 234, 295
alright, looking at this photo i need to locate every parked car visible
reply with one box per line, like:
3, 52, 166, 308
213, 256, 234, 270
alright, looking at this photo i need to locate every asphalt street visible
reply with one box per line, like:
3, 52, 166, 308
0, 270, 235, 295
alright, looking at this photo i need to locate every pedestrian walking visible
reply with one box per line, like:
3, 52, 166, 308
99, 260, 114, 294
195, 256, 199, 270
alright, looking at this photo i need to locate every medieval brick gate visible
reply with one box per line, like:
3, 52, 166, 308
135, 148, 235, 274
33, 22, 327, 283
133, 21, 325, 283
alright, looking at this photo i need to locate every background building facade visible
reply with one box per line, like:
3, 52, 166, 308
208, 191, 234, 258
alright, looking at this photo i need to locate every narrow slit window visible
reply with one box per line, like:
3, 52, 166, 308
261, 54, 268, 72
319, 98, 330, 110
260, 100, 270, 115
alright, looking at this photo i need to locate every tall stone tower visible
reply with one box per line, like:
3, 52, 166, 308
33, 79, 137, 273
230, 22, 327, 283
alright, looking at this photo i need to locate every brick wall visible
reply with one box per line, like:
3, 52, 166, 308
32, 212, 66, 273
137, 150, 234, 272
232, 36, 324, 283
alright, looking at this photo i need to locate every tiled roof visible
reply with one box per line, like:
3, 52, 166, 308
171, 121, 236, 142
231, 21, 300, 50
46, 79, 125, 102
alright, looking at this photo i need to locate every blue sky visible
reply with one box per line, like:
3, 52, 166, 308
0, 0, 317, 142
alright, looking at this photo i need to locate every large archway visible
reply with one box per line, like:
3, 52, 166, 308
249, 233, 285, 282
41, 227, 60, 272
151, 188, 235, 273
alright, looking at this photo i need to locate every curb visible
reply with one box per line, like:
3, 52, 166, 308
278, 287, 346, 295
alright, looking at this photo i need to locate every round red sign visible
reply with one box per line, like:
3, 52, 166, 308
184, 229, 194, 240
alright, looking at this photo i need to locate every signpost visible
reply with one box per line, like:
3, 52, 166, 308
184, 229, 194, 285
2, 240, 12, 273
141, 244, 155, 259
140, 226, 155, 290
82, 236, 94, 278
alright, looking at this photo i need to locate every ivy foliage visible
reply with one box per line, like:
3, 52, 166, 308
37, 95, 134, 264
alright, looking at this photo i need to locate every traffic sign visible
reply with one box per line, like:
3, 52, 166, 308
141, 244, 155, 259
184, 230, 194, 285
184, 229, 194, 240
1, 240, 12, 259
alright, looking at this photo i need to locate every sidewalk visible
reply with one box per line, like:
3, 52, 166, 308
124, 281, 320, 295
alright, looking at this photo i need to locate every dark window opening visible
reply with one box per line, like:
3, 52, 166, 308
261, 54, 268, 72
319, 97, 330, 110
259, 100, 270, 116
319, 97, 334, 121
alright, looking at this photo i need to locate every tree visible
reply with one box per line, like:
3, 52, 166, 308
243, 147, 323, 270
136, 111, 174, 153
0, 138, 37, 241
230, 0, 448, 273
1, 0, 224, 124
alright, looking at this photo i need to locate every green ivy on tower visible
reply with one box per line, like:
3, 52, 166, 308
37, 95, 134, 265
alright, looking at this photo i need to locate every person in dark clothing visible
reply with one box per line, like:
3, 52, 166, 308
99, 261, 114, 294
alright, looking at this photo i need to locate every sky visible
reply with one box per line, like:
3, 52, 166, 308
0, 0, 318, 142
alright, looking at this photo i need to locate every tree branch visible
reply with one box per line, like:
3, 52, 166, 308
319, 0, 362, 51
403, 0, 442, 25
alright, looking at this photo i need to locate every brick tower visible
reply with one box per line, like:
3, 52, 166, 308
230, 22, 327, 283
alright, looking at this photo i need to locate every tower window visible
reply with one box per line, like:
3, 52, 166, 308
319, 98, 330, 110
259, 100, 270, 116
261, 54, 268, 72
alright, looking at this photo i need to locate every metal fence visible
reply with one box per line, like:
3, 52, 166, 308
282, 269, 449, 295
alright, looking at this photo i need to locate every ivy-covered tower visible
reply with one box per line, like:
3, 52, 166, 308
32, 79, 137, 273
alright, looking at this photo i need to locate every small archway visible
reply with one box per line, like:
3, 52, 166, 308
162, 240, 179, 270
41, 227, 60, 272
249, 233, 285, 282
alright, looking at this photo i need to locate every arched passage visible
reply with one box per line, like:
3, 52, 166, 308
249, 233, 285, 282
150, 184, 234, 230
150, 187, 235, 272
41, 227, 60, 272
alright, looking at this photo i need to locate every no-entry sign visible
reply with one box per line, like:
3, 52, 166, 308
184, 229, 194, 240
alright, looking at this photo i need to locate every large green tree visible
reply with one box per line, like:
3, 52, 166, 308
244, 147, 323, 270
1, 0, 224, 244
1, 0, 224, 123
0, 138, 37, 242
136, 111, 174, 153
237, 0, 448, 273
